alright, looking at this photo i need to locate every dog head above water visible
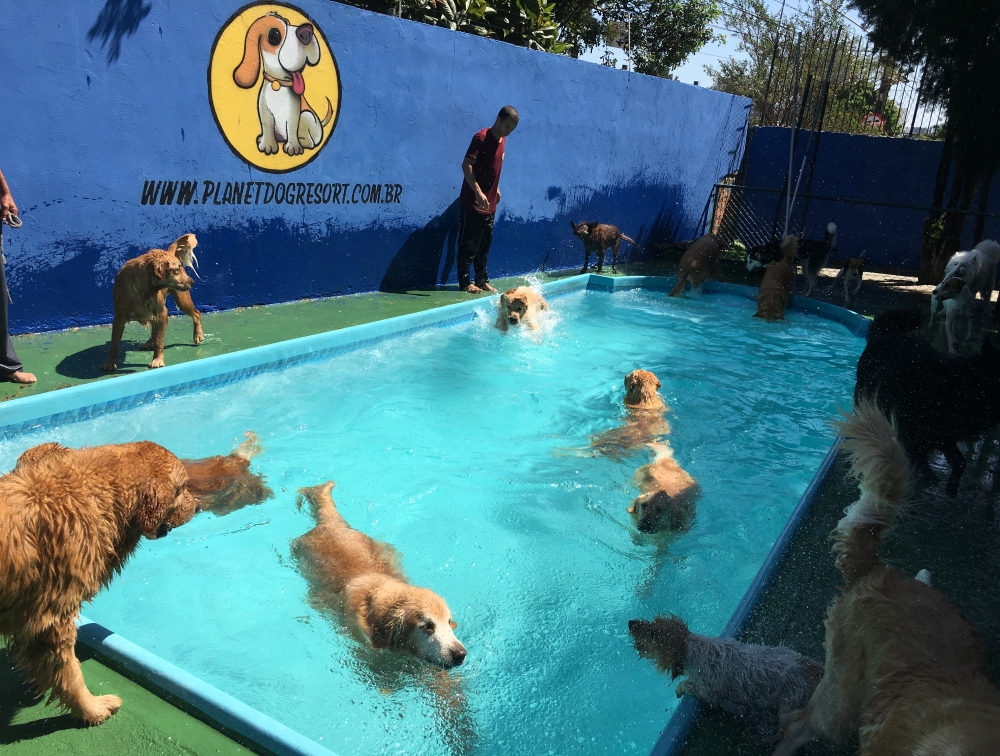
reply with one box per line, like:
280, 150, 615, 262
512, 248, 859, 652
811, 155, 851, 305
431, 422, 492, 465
628, 489, 694, 533
624, 369, 665, 411
500, 289, 530, 326
351, 577, 467, 668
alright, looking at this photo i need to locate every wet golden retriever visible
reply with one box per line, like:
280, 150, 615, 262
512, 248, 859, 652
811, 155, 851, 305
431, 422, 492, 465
292, 482, 467, 668
590, 369, 671, 460
101, 233, 202, 373
773, 400, 1000, 755
628, 442, 699, 533
495, 286, 548, 332
753, 235, 796, 322
668, 234, 722, 297
0, 441, 199, 724
182, 432, 273, 516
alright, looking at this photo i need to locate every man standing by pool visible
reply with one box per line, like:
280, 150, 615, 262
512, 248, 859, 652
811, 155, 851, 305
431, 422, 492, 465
457, 105, 518, 293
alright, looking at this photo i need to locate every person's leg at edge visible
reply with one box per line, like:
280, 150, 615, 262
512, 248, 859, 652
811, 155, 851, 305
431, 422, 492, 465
473, 213, 496, 293
457, 209, 486, 293
0, 255, 33, 384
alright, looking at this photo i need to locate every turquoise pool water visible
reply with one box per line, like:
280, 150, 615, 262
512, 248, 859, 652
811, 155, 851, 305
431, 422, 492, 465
0, 288, 863, 755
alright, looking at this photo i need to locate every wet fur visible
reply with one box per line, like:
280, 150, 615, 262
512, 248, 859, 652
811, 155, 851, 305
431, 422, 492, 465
570, 221, 635, 274
181, 432, 273, 516
101, 234, 203, 372
291, 482, 466, 668
495, 286, 548, 332
0, 442, 198, 724
669, 234, 722, 297
589, 370, 671, 460
628, 615, 822, 714
753, 235, 796, 321
774, 400, 1000, 755
628, 442, 699, 533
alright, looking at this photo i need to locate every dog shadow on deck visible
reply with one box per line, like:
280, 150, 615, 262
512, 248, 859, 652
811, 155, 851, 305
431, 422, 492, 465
0, 645, 80, 743
55, 340, 190, 380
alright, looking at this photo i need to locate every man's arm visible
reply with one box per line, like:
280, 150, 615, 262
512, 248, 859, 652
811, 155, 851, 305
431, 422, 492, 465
0, 167, 17, 220
462, 157, 489, 212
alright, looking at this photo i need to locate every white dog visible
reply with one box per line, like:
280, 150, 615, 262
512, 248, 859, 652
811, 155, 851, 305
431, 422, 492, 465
940, 239, 1000, 313
233, 12, 333, 156
932, 276, 975, 354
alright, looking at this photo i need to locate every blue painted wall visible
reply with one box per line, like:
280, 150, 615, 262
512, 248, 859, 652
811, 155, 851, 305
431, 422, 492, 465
0, 0, 748, 334
742, 127, 1000, 268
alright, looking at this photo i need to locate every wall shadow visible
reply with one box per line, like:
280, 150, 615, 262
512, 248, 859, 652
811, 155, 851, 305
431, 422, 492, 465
379, 201, 461, 293
87, 0, 153, 64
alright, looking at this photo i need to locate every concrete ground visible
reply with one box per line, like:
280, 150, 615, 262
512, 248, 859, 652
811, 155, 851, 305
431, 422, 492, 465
1, 260, 995, 756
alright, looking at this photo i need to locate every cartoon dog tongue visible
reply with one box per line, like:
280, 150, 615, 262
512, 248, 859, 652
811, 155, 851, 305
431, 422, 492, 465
291, 71, 305, 95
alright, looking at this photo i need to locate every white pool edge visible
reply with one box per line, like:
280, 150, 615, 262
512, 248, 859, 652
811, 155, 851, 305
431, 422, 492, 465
2, 274, 867, 756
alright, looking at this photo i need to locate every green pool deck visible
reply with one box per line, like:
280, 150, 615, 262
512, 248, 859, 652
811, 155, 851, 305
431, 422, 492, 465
0, 261, 982, 756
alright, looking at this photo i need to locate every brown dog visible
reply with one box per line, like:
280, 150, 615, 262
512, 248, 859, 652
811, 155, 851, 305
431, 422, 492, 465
495, 286, 548, 332
182, 432, 273, 516
590, 369, 671, 460
773, 401, 1000, 755
668, 234, 722, 297
292, 482, 467, 668
0, 441, 199, 724
101, 234, 203, 372
628, 442, 699, 533
753, 234, 796, 321
570, 221, 636, 274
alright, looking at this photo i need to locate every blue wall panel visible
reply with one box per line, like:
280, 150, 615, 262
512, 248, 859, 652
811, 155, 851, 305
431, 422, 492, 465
0, 0, 748, 334
742, 127, 1000, 268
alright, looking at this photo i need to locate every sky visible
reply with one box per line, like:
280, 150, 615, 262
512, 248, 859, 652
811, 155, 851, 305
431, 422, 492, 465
577, 0, 869, 87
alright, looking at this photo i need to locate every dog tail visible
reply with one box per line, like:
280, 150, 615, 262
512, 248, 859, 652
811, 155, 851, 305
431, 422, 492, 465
297, 481, 344, 526
234, 431, 262, 461
628, 614, 690, 678
320, 98, 334, 127
621, 234, 637, 245
830, 399, 911, 585
866, 308, 922, 340
780, 234, 798, 266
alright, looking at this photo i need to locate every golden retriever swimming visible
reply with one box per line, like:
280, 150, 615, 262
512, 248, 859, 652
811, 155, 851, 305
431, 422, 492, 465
753, 235, 796, 322
495, 286, 548, 332
181, 432, 273, 516
0, 441, 199, 724
292, 482, 467, 668
589, 369, 671, 460
628, 442, 699, 533
773, 400, 1000, 755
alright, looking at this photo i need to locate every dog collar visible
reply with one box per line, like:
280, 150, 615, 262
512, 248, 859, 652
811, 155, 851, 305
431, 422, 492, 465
263, 72, 305, 95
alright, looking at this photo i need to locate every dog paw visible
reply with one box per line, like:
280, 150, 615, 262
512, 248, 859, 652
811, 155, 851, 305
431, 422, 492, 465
99, 360, 117, 372
193, 328, 205, 345
284, 141, 304, 156
148, 357, 165, 369
139, 339, 155, 352
79, 694, 122, 725
257, 134, 279, 155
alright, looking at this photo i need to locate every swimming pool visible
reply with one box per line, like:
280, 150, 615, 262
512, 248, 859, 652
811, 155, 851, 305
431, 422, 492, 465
0, 278, 864, 756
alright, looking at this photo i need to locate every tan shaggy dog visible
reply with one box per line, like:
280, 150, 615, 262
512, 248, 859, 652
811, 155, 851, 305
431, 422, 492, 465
590, 369, 671, 460
495, 286, 548, 332
628, 442, 699, 533
0, 441, 199, 724
182, 432, 273, 517
669, 234, 722, 297
101, 233, 203, 373
772, 400, 1000, 755
753, 235, 796, 322
570, 220, 636, 274
292, 482, 467, 668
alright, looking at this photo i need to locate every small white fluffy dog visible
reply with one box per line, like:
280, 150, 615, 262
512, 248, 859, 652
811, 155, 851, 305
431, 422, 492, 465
234, 12, 334, 156
932, 276, 975, 354
940, 239, 1000, 312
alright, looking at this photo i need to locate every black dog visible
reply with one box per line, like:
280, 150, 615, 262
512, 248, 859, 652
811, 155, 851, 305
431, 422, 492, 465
854, 309, 1000, 495
744, 223, 837, 297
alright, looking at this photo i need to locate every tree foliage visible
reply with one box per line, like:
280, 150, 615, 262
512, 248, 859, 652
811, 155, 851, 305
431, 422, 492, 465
603, 0, 720, 78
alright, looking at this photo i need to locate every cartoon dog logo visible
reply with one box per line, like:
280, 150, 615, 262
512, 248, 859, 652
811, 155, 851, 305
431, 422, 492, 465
233, 12, 333, 156
209, 4, 341, 172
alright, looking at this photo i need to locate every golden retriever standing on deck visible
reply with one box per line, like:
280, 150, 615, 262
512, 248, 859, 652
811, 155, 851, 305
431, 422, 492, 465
753, 235, 796, 322
292, 482, 467, 668
0, 441, 199, 724
772, 400, 1000, 755
495, 286, 548, 332
589, 369, 671, 459
668, 234, 722, 297
101, 233, 203, 372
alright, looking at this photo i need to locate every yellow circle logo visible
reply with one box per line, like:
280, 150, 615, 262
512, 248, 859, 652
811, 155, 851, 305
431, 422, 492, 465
208, 2, 341, 173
